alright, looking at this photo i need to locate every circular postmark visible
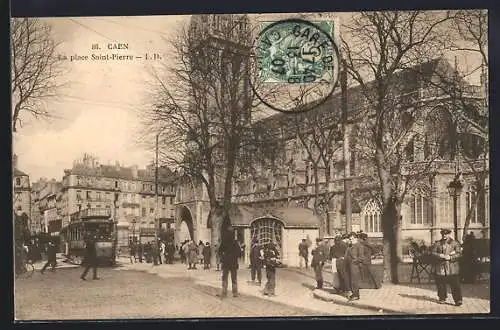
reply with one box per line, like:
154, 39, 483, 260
249, 19, 340, 114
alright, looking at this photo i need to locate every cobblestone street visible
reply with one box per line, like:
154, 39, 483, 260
14, 260, 373, 320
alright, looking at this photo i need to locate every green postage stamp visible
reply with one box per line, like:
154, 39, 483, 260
257, 19, 337, 84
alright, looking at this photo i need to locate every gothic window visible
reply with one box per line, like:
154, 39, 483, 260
439, 194, 453, 223
409, 188, 431, 225
15, 177, 21, 186
466, 185, 486, 225
362, 200, 381, 233
405, 139, 415, 162
425, 107, 456, 160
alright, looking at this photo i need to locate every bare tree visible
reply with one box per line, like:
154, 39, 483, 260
448, 10, 489, 240
142, 15, 271, 265
11, 18, 66, 133
287, 88, 343, 235
341, 11, 454, 283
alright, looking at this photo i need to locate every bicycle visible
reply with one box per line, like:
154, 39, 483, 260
15, 259, 35, 279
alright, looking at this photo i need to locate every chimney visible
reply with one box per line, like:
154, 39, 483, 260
115, 161, 120, 171
13, 154, 18, 170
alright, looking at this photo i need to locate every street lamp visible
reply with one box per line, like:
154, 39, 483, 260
131, 218, 137, 244
447, 175, 463, 241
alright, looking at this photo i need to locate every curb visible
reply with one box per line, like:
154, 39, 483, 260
312, 289, 409, 315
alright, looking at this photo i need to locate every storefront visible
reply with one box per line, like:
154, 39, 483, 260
228, 205, 320, 267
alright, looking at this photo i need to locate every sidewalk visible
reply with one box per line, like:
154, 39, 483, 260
115, 259, 490, 315
115, 259, 377, 316
300, 266, 490, 315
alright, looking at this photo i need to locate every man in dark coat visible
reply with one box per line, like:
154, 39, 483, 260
330, 234, 349, 293
217, 228, 241, 298
460, 232, 477, 283
203, 242, 212, 269
431, 229, 463, 306
311, 238, 326, 289
249, 237, 263, 285
263, 241, 280, 296
344, 232, 365, 301
80, 235, 99, 280
41, 241, 57, 274
357, 232, 381, 289
299, 239, 309, 269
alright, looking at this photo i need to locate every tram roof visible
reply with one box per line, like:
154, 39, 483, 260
229, 205, 321, 229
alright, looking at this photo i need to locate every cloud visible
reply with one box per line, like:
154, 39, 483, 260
14, 106, 151, 181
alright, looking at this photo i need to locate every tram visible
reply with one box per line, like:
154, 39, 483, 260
60, 208, 117, 266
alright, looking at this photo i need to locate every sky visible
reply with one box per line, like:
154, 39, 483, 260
12, 12, 484, 183
13, 15, 189, 182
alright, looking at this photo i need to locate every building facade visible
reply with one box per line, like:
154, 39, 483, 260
13, 154, 31, 223
59, 154, 177, 248
172, 15, 489, 267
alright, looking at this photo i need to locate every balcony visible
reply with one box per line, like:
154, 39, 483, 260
70, 208, 112, 221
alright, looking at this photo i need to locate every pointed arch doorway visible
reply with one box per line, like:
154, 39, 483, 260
177, 205, 195, 243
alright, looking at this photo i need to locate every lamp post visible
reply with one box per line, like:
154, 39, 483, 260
131, 218, 137, 244
447, 175, 463, 241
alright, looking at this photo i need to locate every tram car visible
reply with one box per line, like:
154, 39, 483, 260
60, 208, 117, 266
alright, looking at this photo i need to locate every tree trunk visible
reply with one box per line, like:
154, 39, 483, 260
313, 167, 323, 235
209, 204, 223, 267
381, 195, 400, 284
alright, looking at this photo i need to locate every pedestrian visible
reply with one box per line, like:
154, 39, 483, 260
344, 232, 364, 301
198, 240, 204, 266
214, 242, 221, 271
262, 241, 280, 296
188, 240, 198, 269
217, 226, 241, 298
167, 241, 175, 264
182, 241, 190, 266
179, 241, 186, 264
80, 235, 99, 281
330, 233, 348, 293
298, 238, 309, 269
138, 243, 144, 263
203, 242, 212, 269
130, 241, 137, 264
159, 240, 166, 265
311, 238, 326, 289
249, 237, 263, 286
41, 241, 57, 274
357, 232, 381, 289
431, 229, 463, 306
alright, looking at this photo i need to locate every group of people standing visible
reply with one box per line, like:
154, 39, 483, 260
310, 231, 380, 301
129, 240, 175, 265
304, 228, 471, 307
180, 240, 214, 270
216, 226, 281, 298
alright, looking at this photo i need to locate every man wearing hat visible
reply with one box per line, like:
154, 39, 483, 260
344, 232, 365, 301
311, 238, 327, 289
357, 231, 381, 289
431, 229, 463, 306
330, 233, 349, 293
249, 237, 263, 285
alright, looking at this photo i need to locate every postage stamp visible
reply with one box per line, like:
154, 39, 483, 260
249, 18, 340, 113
